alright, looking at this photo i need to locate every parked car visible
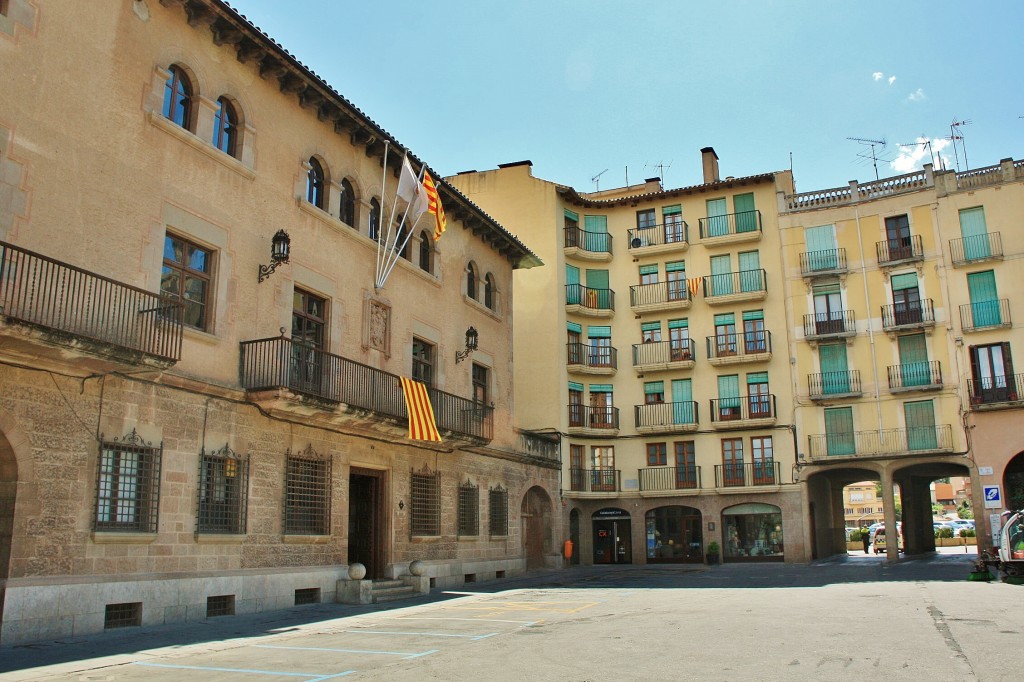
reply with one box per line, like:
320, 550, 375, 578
872, 524, 903, 554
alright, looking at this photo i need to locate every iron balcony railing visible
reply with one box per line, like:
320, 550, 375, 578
709, 394, 776, 422
567, 404, 620, 430
960, 299, 1011, 331
714, 462, 781, 488
950, 232, 1002, 266
967, 373, 1024, 407
0, 239, 184, 361
563, 227, 613, 254
567, 342, 617, 370
568, 468, 620, 493
627, 221, 689, 249
702, 269, 767, 297
881, 299, 935, 330
698, 210, 762, 239
803, 311, 856, 339
808, 370, 862, 398
706, 331, 772, 360
239, 336, 493, 441
630, 281, 689, 307
639, 465, 701, 491
634, 401, 699, 429
876, 234, 923, 264
807, 425, 953, 459
799, 248, 848, 276
632, 339, 696, 366
565, 284, 615, 311
887, 361, 942, 391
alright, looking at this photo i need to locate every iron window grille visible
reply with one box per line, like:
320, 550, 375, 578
206, 594, 235, 618
104, 602, 142, 630
94, 429, 162, 533
410, 467, 441, 536
457, 480, 480, 537
197, 444, 249, 534
489, 485, 509, 537
283, 444, 331, 535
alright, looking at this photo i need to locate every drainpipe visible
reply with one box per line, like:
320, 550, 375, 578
853, 204, 884, 431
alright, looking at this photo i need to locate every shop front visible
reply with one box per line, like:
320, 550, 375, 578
592, 507, 632, 564
646, 505, 704, 563
722, 502, 784, 562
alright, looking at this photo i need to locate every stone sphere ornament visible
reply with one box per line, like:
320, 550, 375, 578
348, 562, 366, 580
409, 560, 425, 576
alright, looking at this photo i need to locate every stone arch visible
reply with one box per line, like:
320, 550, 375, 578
520, 485, 553, 569
1004, 451, 1024, 511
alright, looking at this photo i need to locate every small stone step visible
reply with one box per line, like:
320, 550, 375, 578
371, 580, 405, 590
373, 589, 419, 603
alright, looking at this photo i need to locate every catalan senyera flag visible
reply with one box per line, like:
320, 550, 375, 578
400, 377, 442, 442
422, 171, 447, 241
687, 276, 704, 297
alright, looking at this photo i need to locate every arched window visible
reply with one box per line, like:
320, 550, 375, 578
162, 65, 194, 130
213, 97, 238, 157
307, 157, 325, 209
369, 198, 381, 241
418, 230, 432, 273
484, 273, 497, 310
467, 262, 478, 300
339, 179, 356, 227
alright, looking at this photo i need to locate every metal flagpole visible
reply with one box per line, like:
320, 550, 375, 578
374, 140, 390, 290
379, 212, 427, 285
378, 164, 426, 287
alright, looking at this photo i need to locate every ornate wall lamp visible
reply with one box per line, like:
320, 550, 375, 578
455, 326, 478, 363
257, 229, 291, 283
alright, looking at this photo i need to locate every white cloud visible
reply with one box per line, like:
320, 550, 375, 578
891, 137, 951, 173
873, 71, 884, 81
907, 88, 925, 102
888, 75, 896, 85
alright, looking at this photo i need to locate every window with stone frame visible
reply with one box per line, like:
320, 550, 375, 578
457, 480, 479, 537
283, 445, 331, 535
307, 157, 327, 209
412, 337, 435, 387
197, 444, 249, 534
162, 64, 194, 131
339, 179, 357, 227
94, 429, 162, 533
212, 96, 239, 157
410, 467, 440, 536
646, 442, 668, 466
161, 232, 213, 331
489, 485, 509, 537
418, 229, 433, 273
484, 273, 497, 310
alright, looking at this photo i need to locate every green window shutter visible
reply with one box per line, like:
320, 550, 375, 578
568, 381, 584, 392
567, 321, 582, 334
714, 313, 735, 326
825, 407, 855, 455
738, 250, 760, 271
564, 209, 580, 222
582, 215, 608, 252
819, 343, 850, 394
706, 198, 728, 237
718, 375, 740, 407
738, 251, 762, 292
804, 224, 838, 270
587, 325, 611, 339
668, 319, 688, 330
589, 384, 613, 393
710, 254, 733, 296
671, 379, 694, 424
891, 272, 918, 290
733, 193, 757, 233
812, 281, 841, 296
641, 321, 661, 333
746, 372, 768, 387
958, 207, 990, 260
904, 400, 937, 450
662, 204, 682, 216
639, 264, 659, 276
665, 261, 686, 273
967, 270, 1000, 327
898, 333, 929, 387
584, 215, 608, 232
586, 269, 609, 288
566, 265, 580, 304
671, 379, 692, 403
742, 310, 764, 321
644, 381, 665, 395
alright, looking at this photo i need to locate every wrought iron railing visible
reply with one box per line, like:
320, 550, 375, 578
876, 235, 923, 264
702, 269, 767, 297
627, 221, 689, 248
808, 370, 862, 398
630, 281, 689, 307
639, 465, 701, 491
799, 248, 847, 276
950, 232, 1002, 265
239, 336, 492, 440
968, 373, 1024, 407
634, 401, 699, 429
698, 210, 762, 239
632, 339, 696, 366
714, 462, 781, 488
709, 394, 776, 422
705, 331, 772, 360
564, 227, 613, 254
567, 342, 617, 369
807, 425, 953, 458
960, 299, 1011, 331
565, 284, 615, 311
881, 299, 935, 329
568, 468, 620, 492
0, 239, 184, 361
802, 311, 856, 339
887, 361, 942, 390
567, 404, 620, 430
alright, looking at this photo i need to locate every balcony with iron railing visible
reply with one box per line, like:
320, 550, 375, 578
568, 468, 620, 493
567, 404, 620, 435
807, 425, 954, 460
876, 235, 924, 266
629, 281, 690, 313
808, 370, 863, 400
800, 248, 848, 278
881, 299, 935, 331
567, 342, 617, 375
564, 227, 613, 261
709, 394, 776, 428
702, 269, 767, 305
960, 299, 1011, 332
631, 339, 696, 373
802, 311, 856, 341
968, 373, 1024, 409
634, 401, 699, 434
627, 222, 689, 254
0, 239, 184, 368
698, 210, 762, 243
706, 331, 772, 365
887, 361, 942, 392
565, 284, 615, 318
639, 465, 701, 492
515, 429, 561, 464
950, 232, 1003, 267
714, 462, 782, 488
239, 336, 493, 442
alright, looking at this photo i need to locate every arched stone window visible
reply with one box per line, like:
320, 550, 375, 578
213, 96, 239, 157
466, 262, 479, 300
162, 65, 194, 131
339, 178, 356, 227
306, 157, 326, 209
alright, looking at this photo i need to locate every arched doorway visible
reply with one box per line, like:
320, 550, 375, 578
521, 486, 553, 570
645, 505, 702, 563
592, 508, 631, 564
722, 503, 784, 562
569, 508, 581, 566
1004, 452, 1024, 511
0, 430, 17, 621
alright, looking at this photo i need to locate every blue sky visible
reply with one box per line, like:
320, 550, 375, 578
228, 0, 1023, 193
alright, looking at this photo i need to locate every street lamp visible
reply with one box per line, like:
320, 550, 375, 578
258, 229, 291, 283
455, 326, 478, 363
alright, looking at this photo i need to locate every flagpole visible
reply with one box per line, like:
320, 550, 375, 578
374, 140, 391, 290
379, 212, 427, 285
378, 164, 427, 287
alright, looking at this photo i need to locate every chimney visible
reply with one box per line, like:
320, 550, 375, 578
701, 147, 720, 184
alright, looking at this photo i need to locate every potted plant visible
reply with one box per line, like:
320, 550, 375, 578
706, 541, 720, 565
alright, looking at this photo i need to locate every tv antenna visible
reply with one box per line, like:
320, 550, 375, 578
847, 137, 888, 180
897, 138, 941, 171
645, 161, 672, 185
591, 168, 608, 191
947, 118, 972, 172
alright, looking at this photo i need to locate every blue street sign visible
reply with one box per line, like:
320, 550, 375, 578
983, 485, 1002, 509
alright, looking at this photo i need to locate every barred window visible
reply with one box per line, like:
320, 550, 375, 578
94, 429, 162, 533
489, 485, 508, 537
283, 445, 331, 535
457, 481, 479, 537
197, 444, 249, 534
410, 467, 440, 536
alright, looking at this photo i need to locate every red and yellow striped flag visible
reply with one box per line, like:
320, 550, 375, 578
400, 377, 442, 442
422, 171, 447, 241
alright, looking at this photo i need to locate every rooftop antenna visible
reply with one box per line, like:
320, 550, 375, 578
645, 161, 672, 185
591, 168, 608, 191
948, 118, 971, 172
897, 138, 940, 171
847, 137, 888, 181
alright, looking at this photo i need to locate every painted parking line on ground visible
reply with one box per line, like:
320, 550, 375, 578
133, 661, 356, 679
394, 616, 541, 625
254, 644, 439, 660
345, 629, 499, 640
441, 600, 599, 614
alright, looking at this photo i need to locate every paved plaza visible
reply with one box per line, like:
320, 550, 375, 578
1, 550, 1020, 681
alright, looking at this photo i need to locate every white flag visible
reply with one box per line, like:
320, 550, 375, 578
396, 154, 420, 204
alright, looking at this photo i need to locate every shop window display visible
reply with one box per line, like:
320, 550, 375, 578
645, 505, 703, 563
722, 503, 784, 561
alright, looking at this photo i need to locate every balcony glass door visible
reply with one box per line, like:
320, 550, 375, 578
885, 214, 912, 260
747, 373, 770, 417
891, 273, 921, 325
971, 343, 1013, 402
813, 282, 844, 334
292, 289, 326, 395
